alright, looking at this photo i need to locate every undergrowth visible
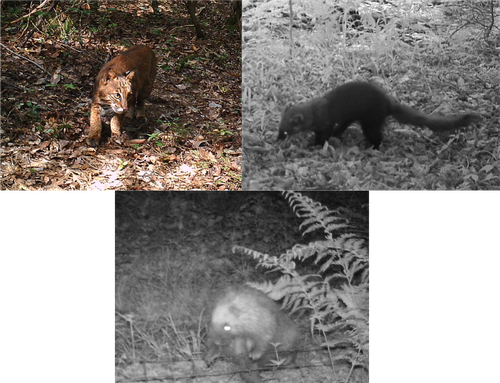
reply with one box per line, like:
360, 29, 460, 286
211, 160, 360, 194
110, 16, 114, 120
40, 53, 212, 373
242, 0, 499, 190
233, 191, 369, 380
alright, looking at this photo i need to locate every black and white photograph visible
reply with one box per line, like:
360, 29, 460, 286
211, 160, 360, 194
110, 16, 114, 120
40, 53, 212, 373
115, 191, 369, 382
242, 0, 497, 190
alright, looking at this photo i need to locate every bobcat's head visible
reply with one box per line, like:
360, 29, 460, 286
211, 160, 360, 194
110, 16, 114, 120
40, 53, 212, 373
97, 69, 136, 115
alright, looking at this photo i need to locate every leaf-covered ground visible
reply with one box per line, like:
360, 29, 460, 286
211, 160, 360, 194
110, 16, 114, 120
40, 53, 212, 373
1, 0, 241, 190
242, 0, 499, 190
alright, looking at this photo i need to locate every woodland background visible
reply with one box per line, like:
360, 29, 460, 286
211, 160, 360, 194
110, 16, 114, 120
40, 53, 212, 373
1, 0, 242, 190
243, 0, 499, 190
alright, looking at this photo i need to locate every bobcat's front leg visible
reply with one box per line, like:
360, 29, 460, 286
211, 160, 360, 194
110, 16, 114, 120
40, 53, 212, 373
87, 103, 103, 146
110, 112, 127, 138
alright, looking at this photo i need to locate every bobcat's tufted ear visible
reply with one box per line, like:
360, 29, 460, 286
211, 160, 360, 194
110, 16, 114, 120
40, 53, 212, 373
102, 69, 118, 84
125, 69, 136, 80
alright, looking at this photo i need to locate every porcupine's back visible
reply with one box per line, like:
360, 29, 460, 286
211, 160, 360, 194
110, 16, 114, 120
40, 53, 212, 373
205, 285, 297, 366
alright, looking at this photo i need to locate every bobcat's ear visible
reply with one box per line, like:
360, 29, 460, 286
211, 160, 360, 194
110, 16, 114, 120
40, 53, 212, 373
125, 69, 136, 80
102, 69, 117, 84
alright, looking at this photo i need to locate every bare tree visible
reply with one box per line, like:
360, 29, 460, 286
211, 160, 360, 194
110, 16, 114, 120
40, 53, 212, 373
185, 0, 204, 39
89, 0, 99, 12
151, 0, 158, 13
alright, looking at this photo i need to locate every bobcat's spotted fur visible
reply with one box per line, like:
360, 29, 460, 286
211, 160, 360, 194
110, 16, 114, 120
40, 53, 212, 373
87, 45, 156, 146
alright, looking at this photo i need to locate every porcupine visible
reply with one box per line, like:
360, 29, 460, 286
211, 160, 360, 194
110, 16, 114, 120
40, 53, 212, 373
205, 285, 298, 383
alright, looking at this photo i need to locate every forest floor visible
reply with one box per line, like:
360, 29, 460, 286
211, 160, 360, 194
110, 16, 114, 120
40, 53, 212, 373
1, 1, 241, 190
242, 0, 498, 190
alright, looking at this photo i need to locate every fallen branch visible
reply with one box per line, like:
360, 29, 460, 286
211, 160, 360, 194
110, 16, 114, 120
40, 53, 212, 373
0, 42, 52, 76
1, 0, 54, 31
20, 0, 57, 47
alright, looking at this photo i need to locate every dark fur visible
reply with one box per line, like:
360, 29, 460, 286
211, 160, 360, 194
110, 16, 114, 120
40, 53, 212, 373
278, 81, 480, 149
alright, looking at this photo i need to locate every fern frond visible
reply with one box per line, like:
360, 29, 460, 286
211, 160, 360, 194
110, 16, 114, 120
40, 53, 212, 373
234, 192, 369, 373
283, 191, 352, 238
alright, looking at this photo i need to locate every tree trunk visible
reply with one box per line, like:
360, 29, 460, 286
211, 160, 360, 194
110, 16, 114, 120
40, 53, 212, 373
227, 0, 242, 33
151, 0, 159, 13
88, 0, 98, 12
185, 0, 204, 39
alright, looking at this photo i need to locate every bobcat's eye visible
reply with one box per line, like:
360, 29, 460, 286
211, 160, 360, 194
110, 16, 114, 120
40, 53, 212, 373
114, 93, 121, 100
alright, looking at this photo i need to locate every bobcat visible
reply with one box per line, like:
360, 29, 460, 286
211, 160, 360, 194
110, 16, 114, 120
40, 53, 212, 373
87, 45, 156, 146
